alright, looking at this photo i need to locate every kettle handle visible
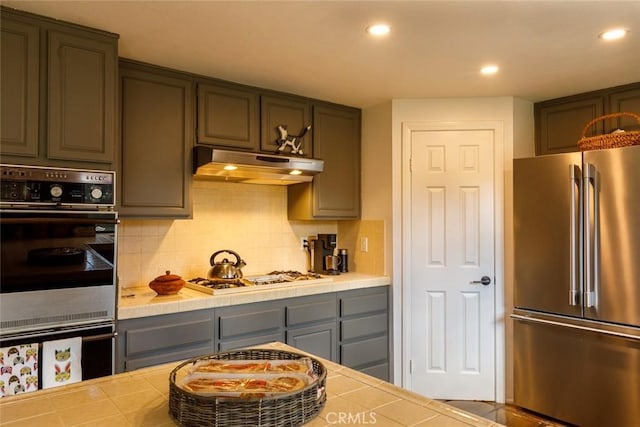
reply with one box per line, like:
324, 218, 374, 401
210, 249, 244, 267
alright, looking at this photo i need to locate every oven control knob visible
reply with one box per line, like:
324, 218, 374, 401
91, 187, 103, 200
50, 185, 63, 198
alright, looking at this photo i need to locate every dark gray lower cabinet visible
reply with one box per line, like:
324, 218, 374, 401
285, 293, 337, 361
216, 300, 285, 351
116, 309, 215, 372
116, 287, 389, 376
339, 287, 390, 381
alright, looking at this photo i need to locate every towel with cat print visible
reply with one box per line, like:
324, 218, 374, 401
42, 337, 82, 389
0, 343, 39, 397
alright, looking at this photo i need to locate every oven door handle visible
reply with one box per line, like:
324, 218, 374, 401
82, 331, 118, 343
0, 331, 117, 345
0, 217, 118, 225
1, 322, 115, 341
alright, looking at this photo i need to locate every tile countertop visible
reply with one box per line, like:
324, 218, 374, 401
118, 273, 391, 320
0, 342, 503, 427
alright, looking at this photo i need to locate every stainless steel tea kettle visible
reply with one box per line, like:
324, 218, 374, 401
208, 250, 246, 279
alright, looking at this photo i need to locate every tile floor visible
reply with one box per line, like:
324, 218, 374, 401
442, 401, 572, 427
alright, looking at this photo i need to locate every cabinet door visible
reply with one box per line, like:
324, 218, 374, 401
535, 96, 604, 155
261, 95, 312, 156
607, 87, 640, 132
286, 323, 337, 361
47, 30, 116, 163
119, 63, 193, 217
197, 82, 259, 150
289, 104, 360, 219
0, 17, 39, 157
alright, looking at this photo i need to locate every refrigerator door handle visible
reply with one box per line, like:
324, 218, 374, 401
569, 164, 581, 306
583, 163, 597, 308
511, 314, 640, 341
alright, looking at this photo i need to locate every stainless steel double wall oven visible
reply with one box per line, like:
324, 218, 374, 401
0, 164, 118, 385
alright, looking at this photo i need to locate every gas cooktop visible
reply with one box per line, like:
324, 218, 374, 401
185, 271, 331, 295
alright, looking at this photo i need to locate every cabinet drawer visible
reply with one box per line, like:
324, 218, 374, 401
340, 290, 387, 317
218, 332, 284, 352
125, 318, 213, 356
341, 313, 387, 341
286, 296, 337, 326
341, 335, 388, 368
218, 308, 282, 339
125, 345, 213, 371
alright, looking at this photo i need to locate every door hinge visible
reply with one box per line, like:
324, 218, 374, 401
409, 359, 413, 374
409, 158, 413, 173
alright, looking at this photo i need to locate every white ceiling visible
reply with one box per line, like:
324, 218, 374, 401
3, 0, 639, 108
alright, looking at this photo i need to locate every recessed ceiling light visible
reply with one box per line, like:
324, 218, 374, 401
480, 65, 499, 75
599, 28, 628, 40
366, 24, 390, 36
223, 165, 238, 171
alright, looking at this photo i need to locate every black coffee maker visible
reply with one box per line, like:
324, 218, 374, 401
309, 233, 337, 274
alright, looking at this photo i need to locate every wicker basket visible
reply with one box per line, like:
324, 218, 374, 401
577, 112, 640, 151
169, 348, 327, 427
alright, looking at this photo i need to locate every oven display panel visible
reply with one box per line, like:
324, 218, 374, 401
0, 165, 114, 207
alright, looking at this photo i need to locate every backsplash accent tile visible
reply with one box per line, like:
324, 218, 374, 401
117, 181, 337, 289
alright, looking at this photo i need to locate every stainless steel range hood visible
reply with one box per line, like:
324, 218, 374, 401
193, 146, 324, 185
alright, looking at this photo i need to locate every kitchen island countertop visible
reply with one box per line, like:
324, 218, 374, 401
0, 342, 502, 427
118, 272, 390, 320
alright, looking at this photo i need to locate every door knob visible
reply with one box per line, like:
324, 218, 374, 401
470, 276, 491, 286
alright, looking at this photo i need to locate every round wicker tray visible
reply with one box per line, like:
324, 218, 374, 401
169, 348, 327, 427
577, 112, 640, 151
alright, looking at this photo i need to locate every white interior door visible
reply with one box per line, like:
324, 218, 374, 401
405, 123, 497, 400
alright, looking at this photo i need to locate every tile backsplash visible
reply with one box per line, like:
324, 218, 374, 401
117, 180, 384, 288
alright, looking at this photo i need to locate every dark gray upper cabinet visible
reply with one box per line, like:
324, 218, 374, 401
0, 7, 117, 168
288, 103, 361, 219
0, 16, 40, 157
607, 87, 640, 132
261, 94, 313, 156
535, 82, 640, 155
118, 60, 193, 218
47, 30, 116, 163
197, 82, 259, 150
535, 96, 604, 155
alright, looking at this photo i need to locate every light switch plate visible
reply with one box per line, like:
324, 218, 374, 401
361, 237, 369, 252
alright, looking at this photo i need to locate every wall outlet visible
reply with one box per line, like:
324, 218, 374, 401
360, 237, 369, 253
301, 237, 308, 250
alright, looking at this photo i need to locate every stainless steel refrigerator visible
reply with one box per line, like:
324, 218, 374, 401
513, 145, 640, 427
